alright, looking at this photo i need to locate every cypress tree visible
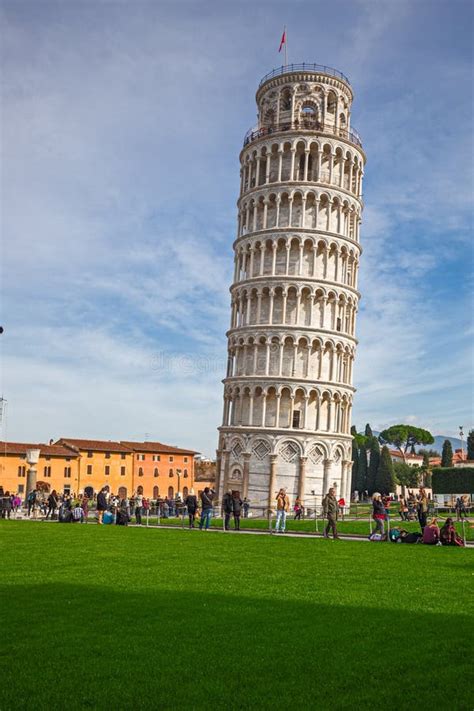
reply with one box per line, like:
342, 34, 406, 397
467, 429, 474, 461
375, 445, 395, 494
364, 423, 373, 438
350, 425, 357, 437
351, 439, 359, 492
441, 440, 453, 467
367, 437, 380, 494
356, 442, 368, 494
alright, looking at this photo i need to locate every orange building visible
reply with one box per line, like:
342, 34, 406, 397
121, 441, 198, 498
56, 438, 134, 497
0, 442, 80, 496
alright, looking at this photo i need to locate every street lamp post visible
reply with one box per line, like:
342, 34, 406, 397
25, 448, 41, 497
459, 426, 465, 461
176, 469, 182, 497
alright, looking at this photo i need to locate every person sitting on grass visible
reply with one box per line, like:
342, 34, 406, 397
440, 518, 465, 547
72, 503, 84, 523
422, 518, 440, 545
372, 493, 386, 536
322, 487, 339, 539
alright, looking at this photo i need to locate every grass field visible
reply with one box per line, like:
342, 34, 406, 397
1, 522, 473, 710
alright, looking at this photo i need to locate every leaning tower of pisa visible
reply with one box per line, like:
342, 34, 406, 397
216, 64, 365, 509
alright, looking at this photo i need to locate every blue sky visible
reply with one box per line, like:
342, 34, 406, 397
1, 0, 473, 455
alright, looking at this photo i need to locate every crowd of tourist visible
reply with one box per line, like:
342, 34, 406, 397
0, 483, 470, 547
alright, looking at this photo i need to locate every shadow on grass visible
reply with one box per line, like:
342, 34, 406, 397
0, 583, 472, 710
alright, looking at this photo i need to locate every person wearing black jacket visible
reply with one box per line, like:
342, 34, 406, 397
222, 490, 233, 531
96, 489, 108, 525
185, 489, 198, 528
199, 487, 215, 530
372, 493, 386, 536
232, 493, 243, 531
46, 490, 58, 520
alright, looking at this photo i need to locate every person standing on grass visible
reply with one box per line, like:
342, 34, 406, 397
398, 496, 409, 521
222, 489, 233, 531
185, 489, 198, 528
134, 491, 143, 525
372, 493, 386, 536
199, 487, 215, 530
27, 489, 37, 517
81, 494, 89, 523
274, 488, 290, 533
243, 498, 250, 518
322, 487, 339, 539
294, 497, 303, 520
46, 490, 58, 520
96, 488, 108, 525
417, 488, 428, 531
232, 492, 243, 531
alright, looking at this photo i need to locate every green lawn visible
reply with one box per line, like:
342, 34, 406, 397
146, 514, 474, 541
0, 522, 473, 710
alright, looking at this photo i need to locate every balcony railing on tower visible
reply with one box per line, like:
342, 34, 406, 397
259, 63, 351, 87
243, 121, 363, 149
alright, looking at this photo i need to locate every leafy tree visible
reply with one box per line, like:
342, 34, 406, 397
364, 423, 373, 438
467, 429, 474, 461
351, 439, 359, 492
441, 440, 453, 467
418, 448, 440, 459
393, 461, 420, 488
422, 452, 430, 468
375, 446, 396, 494
367, 437, 380, 494
378, 425, 434, 462
356, 442, 368, 494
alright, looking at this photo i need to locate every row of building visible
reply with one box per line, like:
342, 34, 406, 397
0, 438, 216, 499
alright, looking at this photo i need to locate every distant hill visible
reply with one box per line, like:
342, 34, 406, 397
371, 432, 463, 455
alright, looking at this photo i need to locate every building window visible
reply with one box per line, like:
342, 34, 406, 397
105, 466, 110, 476
121, 466, 126, 476
292, 411, 301, 428
183, 469, 188, 478
18, 484, 24, 493
137, 486, 144, 495
168, 486, 174, 498
153, 486, 159, 498
105, 452, 111, 459
66, 457, 71, 462
87, 451, 93, 458
169, 468, 174, 477
43, 466, 51, 478
184, 457, 188, 463
45, 456, 51, 461
169, 456, 174, 463
152, 455, 160, 462
183, 486, 189, 497
17, 466, 26, 477
64, 486, 71, 495
64, 467, 71, 478
154, 468, 159, 478
121, 453, 126, 460
336, 317, 342, 332
137, 454, 145, 461
138, 467, 144, 477
87, 465, 92, 475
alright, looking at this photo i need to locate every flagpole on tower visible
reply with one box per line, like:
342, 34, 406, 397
284, 25, 287, 66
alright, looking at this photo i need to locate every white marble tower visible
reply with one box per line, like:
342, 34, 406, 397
217, 64, 365, 509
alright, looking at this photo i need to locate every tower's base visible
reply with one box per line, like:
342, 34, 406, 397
217, 428, 352, 510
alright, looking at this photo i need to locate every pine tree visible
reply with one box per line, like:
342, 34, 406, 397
367, 437, 380, 494
364, 423, 373, 438
356, 443, 368, 494
375, 446, 395, 494
467, 429, 474, 461
351, 439, 359, 492
441, 439, 453, 467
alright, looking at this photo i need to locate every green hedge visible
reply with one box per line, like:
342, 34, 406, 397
431, 467, 474, 494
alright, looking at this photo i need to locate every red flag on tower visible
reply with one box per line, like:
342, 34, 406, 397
278, 29, 286, 53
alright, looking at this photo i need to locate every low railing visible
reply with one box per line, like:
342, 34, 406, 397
243, 121, 362, 149
259, 64, 351, 87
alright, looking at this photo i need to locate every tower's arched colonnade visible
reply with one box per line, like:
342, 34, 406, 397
217, 66, 366, 508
